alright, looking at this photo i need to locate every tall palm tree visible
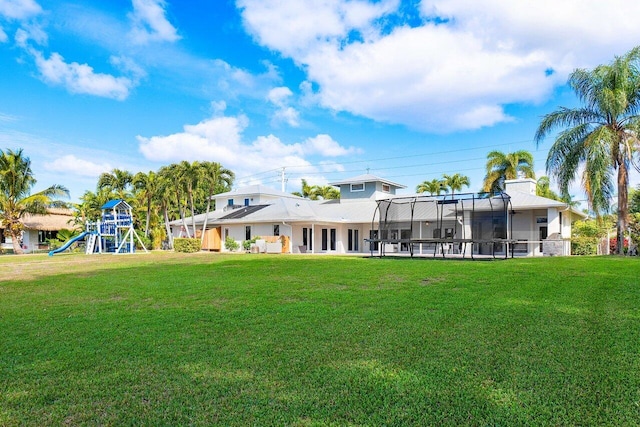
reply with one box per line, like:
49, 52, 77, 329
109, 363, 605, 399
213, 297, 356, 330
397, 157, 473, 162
159, 164, 190, 238
176, 161, 203, 237
536, 176, 560, 200
156, 167, 178, 248
0, 148, 69, 254
416, 178, 447, 196
535, 46, 640, 254
132, 171, 160, 237
482, 150, 535, 192
199, 161, 234, 242
442, 173, 470, 196
292, 179, 316, 199
311, 185, 340, 200
97, 169, 133, 200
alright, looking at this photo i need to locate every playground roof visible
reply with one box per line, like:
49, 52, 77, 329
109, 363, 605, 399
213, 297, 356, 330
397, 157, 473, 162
101, 199, 131, 210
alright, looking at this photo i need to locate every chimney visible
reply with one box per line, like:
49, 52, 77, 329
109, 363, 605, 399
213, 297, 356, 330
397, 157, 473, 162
504, 178, 536, 195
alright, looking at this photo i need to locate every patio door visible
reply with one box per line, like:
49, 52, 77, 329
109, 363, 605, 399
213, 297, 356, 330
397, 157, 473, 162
539, 226, 548, 253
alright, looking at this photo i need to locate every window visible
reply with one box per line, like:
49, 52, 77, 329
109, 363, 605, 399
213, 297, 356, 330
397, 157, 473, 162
303, 228, 308, 247
227, 199, 234, 206
433, 228, 441, 238
322, 229, 328, 250
38, 230, 56, 244
330, 228, 336, 251
382, 184, 390, 192
348, 229, 359, 252
224, 228, 230, 239
369, 230, 378, 251
273, 224, 280, 236
245, 226, 251, 241
559, 212, 563, 234
350, 183, 364, 192
244, 198, 250, 206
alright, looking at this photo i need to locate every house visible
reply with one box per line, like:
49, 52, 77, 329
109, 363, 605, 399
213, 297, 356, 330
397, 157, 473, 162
1, 208, 77, 253
170, 174, 586, 257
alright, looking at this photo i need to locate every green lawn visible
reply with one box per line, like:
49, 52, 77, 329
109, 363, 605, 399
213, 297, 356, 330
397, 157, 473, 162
1, 253, 639, 426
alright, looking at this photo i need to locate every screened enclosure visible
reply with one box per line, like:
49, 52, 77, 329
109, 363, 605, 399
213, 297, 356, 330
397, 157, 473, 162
369, 192, 514, 259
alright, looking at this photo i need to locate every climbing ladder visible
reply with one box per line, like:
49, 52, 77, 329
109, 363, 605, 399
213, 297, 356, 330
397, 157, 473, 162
85, 233, 97, 254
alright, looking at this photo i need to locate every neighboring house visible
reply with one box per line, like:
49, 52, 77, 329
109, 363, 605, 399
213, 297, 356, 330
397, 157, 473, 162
1, 208, 76, 253
170, 174, 586, 257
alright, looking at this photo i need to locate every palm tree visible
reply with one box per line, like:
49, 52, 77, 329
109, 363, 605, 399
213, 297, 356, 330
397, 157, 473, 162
176, 161, 203, 237
311, 185, 340, 200
442, 173, 470, 196
536, 176, 560, 200
199, 161, 234, 243
156, 167, 178, 248
159, 164, 191, 238
416, 178, 447, 196
97, 169, 133, 200
292, 179, 316, 199
0, 148, 69, 254
535, 46, 640, 254
482, 150, 535, 192
132, 171, 160, 237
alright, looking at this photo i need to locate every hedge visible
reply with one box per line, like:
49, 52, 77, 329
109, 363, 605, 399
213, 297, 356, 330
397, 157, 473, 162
173, 238, 201, 253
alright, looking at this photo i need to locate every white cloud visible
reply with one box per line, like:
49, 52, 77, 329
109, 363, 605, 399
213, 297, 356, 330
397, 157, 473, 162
31, 50, 134, 100
239, 0, 640, 132
44, 155, 112, 178
302, 134, 360, 157
0, 0, 41, 19
14, 23, 46, 47
267, 86, 300, 127
238, 0, 398, 57
137, 113, 359, 183
129, 0, 180, 44
0, 26, 7, 42
267, 86, 293, 106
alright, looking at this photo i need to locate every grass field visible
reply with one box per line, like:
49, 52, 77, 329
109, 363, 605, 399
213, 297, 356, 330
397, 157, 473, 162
1, 252, 639, 426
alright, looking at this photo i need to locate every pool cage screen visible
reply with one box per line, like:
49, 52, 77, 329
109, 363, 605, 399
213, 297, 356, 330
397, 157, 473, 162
369, 192, 514, 259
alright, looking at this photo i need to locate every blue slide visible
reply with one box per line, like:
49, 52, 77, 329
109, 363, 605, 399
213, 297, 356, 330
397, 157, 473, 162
48, 231, 89, 256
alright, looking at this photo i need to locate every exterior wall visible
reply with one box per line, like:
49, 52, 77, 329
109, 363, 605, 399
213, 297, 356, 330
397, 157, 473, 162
504, 179, 536, 195
338, 182, 377, 200
511, 211, 535, 256
23, 230, 39, 254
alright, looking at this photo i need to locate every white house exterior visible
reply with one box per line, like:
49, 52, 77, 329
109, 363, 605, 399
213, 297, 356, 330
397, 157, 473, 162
170, 174, 586, 257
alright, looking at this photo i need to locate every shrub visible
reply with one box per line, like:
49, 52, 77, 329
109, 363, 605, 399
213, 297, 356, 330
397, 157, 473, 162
173, 238, 201, 253
243, 236, 260, 251
136, 233, 152, 251
225, 236, 240, 252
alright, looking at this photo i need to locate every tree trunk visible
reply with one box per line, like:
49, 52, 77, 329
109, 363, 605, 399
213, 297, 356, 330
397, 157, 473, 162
10, 229, 24, 255
162, 203, 173, 249
617, 162, 629, 255
145, 198, 151, 237
201, 189, 212, 245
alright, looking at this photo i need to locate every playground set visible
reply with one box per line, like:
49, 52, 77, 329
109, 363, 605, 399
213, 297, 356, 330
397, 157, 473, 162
49, 199, 147, 256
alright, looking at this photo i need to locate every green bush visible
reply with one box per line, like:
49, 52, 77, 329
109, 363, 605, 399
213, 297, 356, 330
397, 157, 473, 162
225, 236, 240, 252
243, 236, 260, 251
136, 233, 152, 251
571, 236, 598, 255
173, 238, 201, 253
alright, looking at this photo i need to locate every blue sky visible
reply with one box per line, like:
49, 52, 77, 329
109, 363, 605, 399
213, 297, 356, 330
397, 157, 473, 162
1, 0, 639, 204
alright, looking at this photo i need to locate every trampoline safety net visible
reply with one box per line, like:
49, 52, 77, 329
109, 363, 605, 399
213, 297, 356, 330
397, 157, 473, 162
369, 192, 514, 259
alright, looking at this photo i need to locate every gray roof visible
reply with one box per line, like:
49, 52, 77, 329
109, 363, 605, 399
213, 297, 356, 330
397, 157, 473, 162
171, 181, 586, 228
215, 184, 303, 200
328, 174, 406, 189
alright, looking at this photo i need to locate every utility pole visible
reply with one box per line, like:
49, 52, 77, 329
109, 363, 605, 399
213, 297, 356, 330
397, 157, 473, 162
281, 167, 286, 192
